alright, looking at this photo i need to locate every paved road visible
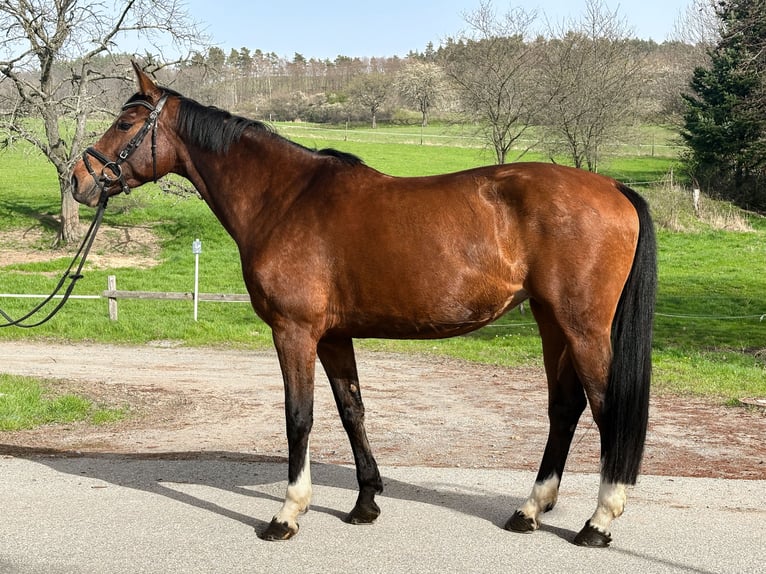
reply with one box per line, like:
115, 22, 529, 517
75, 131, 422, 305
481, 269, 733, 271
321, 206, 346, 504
1, 455, 763, 573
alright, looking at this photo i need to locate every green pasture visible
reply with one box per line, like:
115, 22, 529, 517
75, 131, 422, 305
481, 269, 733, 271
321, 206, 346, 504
0, 373, 126, 430
277, 122, 682, 182
1, 129, 764, 426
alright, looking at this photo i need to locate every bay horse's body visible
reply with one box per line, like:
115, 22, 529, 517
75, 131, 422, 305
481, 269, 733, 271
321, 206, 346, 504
71, 64, 656, 547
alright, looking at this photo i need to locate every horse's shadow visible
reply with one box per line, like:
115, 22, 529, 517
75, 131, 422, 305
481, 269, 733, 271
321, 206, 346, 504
2, 446, 574, 541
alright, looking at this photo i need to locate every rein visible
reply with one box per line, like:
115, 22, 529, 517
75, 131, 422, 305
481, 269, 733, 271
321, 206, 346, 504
0, 93, 168, 328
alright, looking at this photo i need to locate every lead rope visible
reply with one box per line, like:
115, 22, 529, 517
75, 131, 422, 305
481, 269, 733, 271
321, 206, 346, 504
0, 190, 109, 328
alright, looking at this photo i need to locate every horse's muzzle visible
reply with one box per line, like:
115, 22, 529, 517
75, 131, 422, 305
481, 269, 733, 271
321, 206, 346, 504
70, 170, 100, 208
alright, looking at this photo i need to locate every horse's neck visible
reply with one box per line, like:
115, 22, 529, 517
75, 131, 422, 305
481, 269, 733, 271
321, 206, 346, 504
180, 135, 309, 245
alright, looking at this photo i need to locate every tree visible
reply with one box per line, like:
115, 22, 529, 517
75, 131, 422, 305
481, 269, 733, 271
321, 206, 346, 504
347, 73, 389, 128
672, 0, 719, 51
536, 0, 646, 171
646, 0, 719, 121
396, 60, 447, 127
440, 1, 538, 164
0, 0, 205, 244
681, 0, 766, 209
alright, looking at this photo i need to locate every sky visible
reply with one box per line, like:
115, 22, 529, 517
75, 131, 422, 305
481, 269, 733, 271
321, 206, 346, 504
181, 0, 692, 60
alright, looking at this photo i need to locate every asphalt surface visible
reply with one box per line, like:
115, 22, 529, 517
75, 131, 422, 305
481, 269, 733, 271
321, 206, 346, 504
1, 456, 763, 573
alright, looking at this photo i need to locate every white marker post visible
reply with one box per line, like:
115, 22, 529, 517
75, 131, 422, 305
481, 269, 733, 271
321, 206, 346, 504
192, 238, 202, 321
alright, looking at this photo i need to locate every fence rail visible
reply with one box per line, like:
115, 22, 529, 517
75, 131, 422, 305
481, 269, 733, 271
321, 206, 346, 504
0, 275, 250, 322
101, 289, 250, 302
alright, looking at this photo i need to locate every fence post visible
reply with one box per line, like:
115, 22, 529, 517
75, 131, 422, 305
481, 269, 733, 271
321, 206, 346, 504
693, 188, 701, 217
192, 239, 202, 321
107, 275, 118, 321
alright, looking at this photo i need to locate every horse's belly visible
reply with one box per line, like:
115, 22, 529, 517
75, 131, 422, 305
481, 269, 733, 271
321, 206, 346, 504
335, 286, 528, 340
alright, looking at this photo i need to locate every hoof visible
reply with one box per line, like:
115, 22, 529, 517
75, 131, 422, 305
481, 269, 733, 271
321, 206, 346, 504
573, 521, 612, 547
258, 518, 298, 541
346, 500, 381, 525
505, 510, 537, 533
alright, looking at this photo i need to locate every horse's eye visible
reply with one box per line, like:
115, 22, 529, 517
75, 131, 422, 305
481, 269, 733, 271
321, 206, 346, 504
117, 122, 132, 132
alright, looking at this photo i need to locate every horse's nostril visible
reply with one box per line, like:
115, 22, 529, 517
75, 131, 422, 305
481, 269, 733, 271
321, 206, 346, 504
71, 175, 78, 194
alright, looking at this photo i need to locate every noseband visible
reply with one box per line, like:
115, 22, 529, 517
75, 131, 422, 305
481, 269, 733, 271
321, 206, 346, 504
82, 93, 169, 199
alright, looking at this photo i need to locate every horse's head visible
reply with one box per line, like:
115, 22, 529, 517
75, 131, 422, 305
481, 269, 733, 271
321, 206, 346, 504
71, 61, 178, 207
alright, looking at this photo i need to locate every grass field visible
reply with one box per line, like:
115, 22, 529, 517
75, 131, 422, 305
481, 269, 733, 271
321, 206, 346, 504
0, 373, 126, 430
1, 128, 765, 415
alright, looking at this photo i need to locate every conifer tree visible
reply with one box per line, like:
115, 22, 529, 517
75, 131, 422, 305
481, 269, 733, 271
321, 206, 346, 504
682, 0, 766, 209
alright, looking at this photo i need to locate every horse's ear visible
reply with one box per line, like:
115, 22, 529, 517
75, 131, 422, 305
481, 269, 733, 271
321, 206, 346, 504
131, 60, 160, 97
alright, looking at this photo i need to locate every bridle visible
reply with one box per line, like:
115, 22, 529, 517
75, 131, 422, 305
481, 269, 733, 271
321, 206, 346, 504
82, 92, 169, 199
0, 93, 169, 328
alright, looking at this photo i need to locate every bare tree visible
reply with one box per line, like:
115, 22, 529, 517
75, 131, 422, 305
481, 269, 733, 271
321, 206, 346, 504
646, 0, 720, 121
0, 0, 205, 244
672, 0, 720, 50
441, 0, 538, 164
396, 60, 447, 127
348, 73, 389, 128
536, 0, 646, 171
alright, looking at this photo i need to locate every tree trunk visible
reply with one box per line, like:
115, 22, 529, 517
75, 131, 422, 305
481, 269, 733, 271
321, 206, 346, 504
56, 172, 81, 245
496, 145, 507, 164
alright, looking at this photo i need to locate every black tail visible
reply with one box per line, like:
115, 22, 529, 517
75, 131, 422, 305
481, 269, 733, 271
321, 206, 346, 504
601, 184, 657, 485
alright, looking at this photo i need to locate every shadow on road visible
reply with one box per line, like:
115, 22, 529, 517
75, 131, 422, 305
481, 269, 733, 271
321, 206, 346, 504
1, 446, 545, 541
2, 446, 740, 573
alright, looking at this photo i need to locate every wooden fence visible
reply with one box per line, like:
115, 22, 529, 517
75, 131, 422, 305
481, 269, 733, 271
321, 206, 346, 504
0, 275, 250, 322
102, 275, 250, 320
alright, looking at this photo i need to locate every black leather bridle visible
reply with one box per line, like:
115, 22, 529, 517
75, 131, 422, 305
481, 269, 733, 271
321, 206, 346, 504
82, 92, 169, 198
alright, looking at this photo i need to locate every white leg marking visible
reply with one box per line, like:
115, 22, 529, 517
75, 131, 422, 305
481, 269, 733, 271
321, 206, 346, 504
274, 447, 312, 530
517, 474, 560, 529
588, 481, 627, 534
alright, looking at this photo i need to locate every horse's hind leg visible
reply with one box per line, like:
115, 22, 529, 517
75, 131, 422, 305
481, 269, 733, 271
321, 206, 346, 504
564, 332, 629, 547
318, 337, 383, 524
507, 304, 587, 533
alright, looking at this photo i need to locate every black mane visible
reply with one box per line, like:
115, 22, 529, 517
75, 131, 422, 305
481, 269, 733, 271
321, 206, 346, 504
176, 96, 267, 154
170, 92, 363, 166
311, 146, 364, 165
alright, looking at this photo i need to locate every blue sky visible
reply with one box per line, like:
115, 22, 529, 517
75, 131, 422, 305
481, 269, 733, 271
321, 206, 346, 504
182, 0, 692, 59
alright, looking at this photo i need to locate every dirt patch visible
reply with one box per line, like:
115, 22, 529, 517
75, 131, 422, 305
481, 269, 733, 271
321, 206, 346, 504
0, 225, 161, 269
1, 341, 764, 480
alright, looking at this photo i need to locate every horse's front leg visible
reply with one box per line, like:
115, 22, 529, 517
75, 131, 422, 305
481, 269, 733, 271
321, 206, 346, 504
260, 325, 317, 541
318, 337, 383, 525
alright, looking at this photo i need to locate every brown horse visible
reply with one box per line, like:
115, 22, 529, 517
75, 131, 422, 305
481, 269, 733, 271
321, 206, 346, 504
71, 63, 656, 547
